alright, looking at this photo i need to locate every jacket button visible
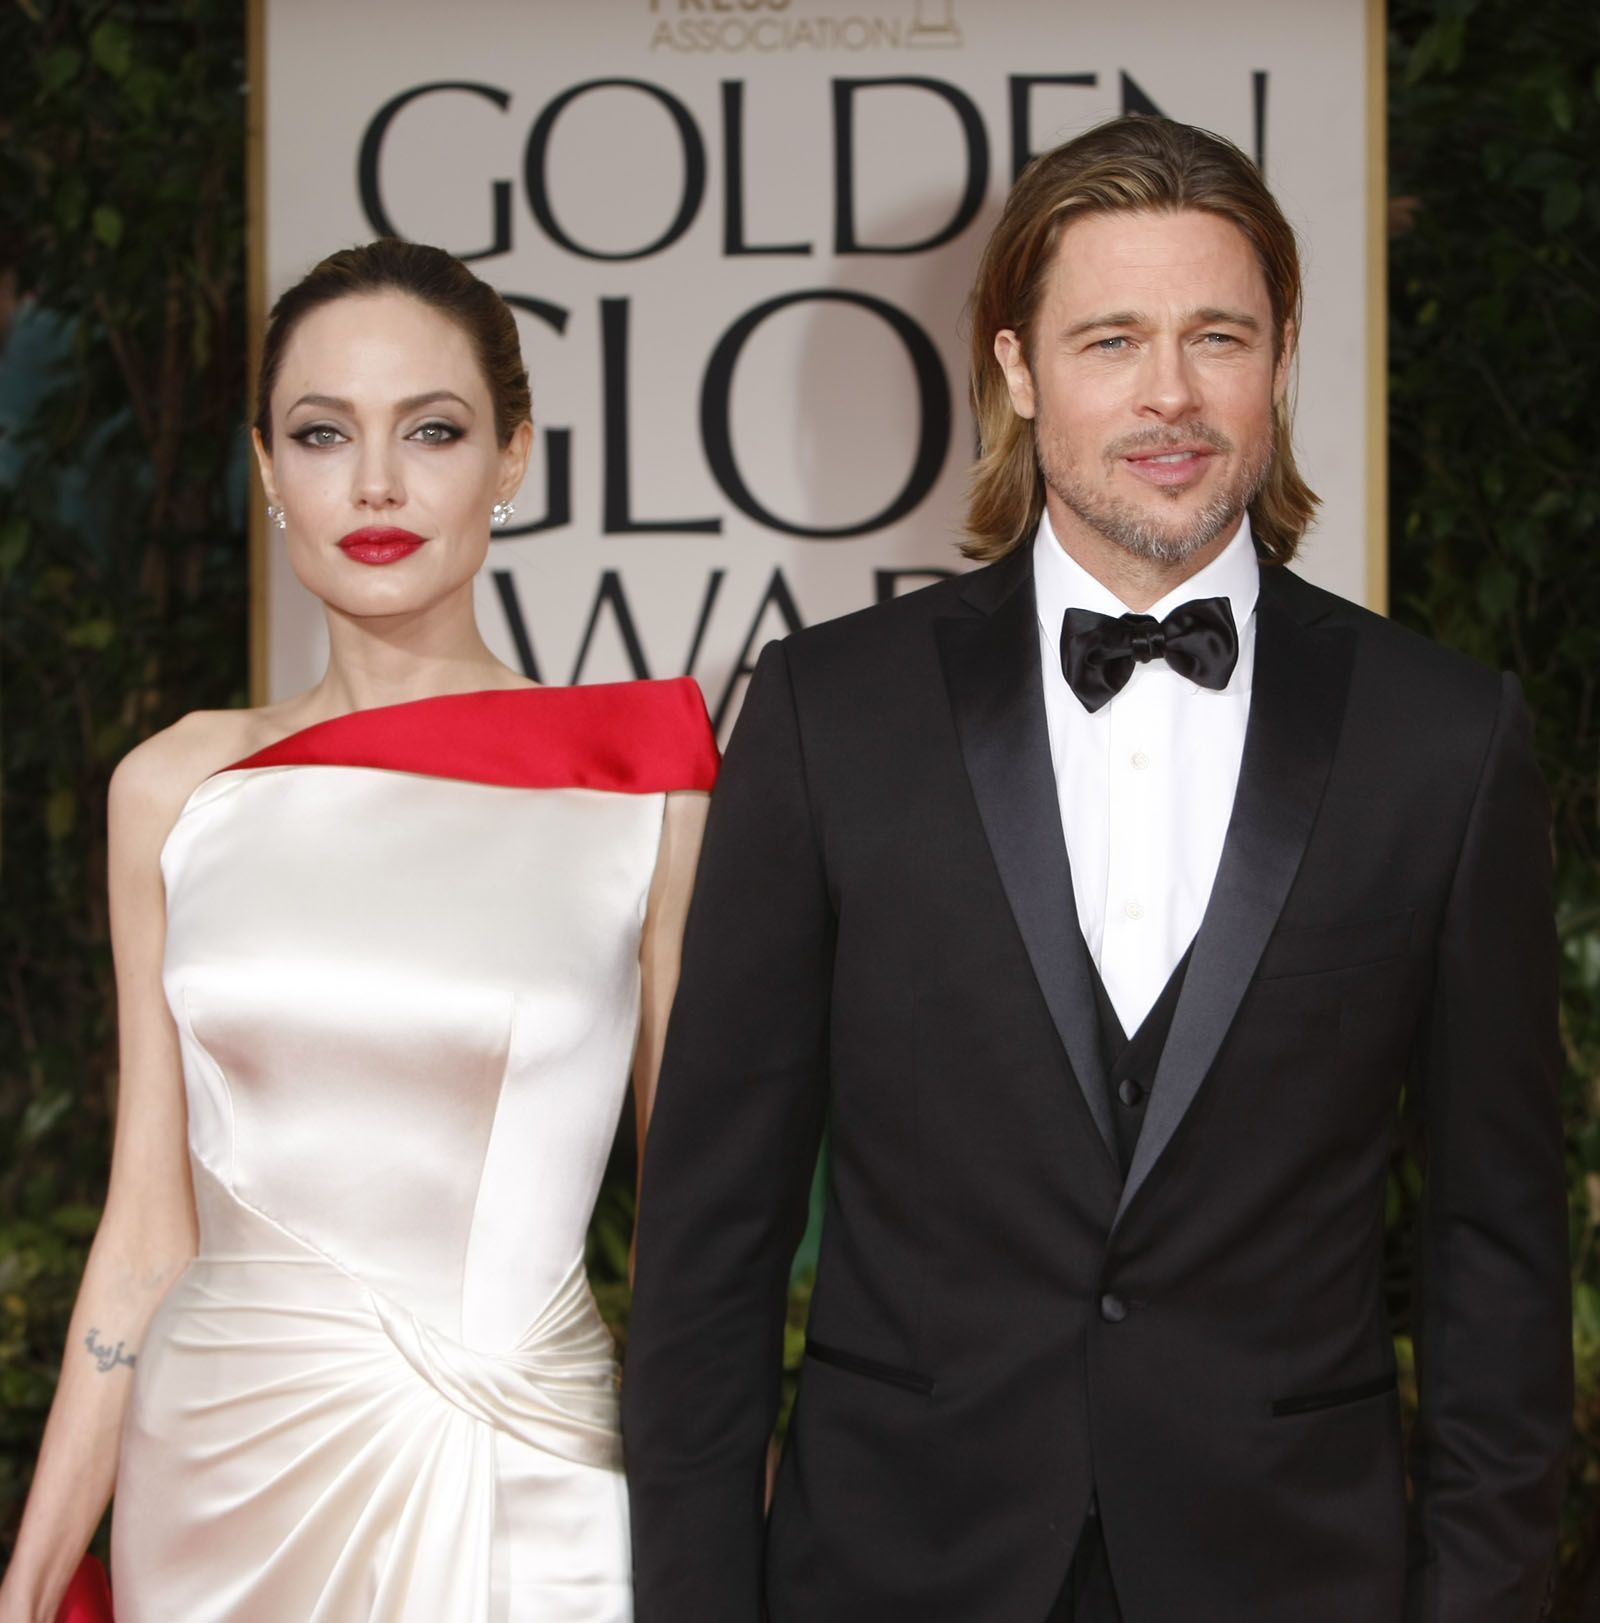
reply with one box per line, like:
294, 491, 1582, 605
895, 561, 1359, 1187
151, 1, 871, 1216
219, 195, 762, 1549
1117, 1077, 1145, 1107
1100, 1293, 1128, 1324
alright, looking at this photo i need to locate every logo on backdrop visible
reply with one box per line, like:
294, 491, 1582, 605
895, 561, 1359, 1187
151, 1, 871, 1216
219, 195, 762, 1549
645, 0, 964, 56
269, 0, 1377, 718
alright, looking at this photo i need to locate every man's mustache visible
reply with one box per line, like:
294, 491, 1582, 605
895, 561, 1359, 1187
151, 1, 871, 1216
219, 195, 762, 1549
1103, 423, 1234, 460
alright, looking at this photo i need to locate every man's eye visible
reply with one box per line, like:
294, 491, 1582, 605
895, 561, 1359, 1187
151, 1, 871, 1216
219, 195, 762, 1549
1094, 337, 1129, 353
1201, 332, 1238, 346
410, 421, 462, 445
290, 424, 345, 448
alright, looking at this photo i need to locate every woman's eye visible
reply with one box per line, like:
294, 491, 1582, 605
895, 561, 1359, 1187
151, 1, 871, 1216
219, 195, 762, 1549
290, 424, 345, 448
410, 421, 462, 445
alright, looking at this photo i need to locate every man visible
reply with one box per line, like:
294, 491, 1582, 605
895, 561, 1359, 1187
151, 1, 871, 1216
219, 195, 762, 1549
624, 116, 1571, 1621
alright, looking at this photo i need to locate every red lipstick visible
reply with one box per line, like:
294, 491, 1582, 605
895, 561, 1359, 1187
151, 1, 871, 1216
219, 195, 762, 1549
338, 526, 427, 566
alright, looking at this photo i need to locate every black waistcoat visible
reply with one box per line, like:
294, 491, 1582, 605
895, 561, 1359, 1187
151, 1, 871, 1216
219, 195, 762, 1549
1051, 945, 1194, 1623
1085, 944, 1194, 1178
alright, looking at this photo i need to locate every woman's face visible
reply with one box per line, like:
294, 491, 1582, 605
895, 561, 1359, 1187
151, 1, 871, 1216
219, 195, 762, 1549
255, 290, 531, 620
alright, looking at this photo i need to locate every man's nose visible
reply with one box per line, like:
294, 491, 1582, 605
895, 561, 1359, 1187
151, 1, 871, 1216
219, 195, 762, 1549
1135, 338, 1202, 422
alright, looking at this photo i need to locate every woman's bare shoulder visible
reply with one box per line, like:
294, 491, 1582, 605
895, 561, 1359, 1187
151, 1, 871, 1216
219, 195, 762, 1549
108, 706, 288, 855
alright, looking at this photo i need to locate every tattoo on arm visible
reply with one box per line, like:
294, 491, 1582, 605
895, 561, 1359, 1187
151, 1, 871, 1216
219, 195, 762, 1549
84, 1328, 137, 1374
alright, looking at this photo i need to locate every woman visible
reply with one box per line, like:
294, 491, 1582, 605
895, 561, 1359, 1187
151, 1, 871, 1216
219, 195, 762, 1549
0, 240, 715, 1622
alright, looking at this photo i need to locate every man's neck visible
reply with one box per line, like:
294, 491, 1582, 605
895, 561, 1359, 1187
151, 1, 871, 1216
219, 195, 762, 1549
1044, 497, 1244, 614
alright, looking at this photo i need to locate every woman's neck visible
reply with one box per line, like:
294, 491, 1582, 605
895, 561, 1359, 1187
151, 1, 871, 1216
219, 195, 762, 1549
303, 589, 529, 719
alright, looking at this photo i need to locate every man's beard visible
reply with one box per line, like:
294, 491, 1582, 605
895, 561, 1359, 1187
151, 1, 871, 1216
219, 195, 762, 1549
1039, 419, 1274, 565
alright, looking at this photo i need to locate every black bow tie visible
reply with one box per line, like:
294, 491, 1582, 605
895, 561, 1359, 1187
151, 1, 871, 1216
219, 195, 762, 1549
1059, 597, 1239, 714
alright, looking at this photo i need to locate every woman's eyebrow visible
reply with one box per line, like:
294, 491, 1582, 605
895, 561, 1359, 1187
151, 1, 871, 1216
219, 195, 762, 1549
285, 390, 475, 414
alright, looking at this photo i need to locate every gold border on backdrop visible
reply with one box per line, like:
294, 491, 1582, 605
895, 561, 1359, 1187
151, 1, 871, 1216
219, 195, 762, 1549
247, 0, 268, 703
1367, 0, 1389, 615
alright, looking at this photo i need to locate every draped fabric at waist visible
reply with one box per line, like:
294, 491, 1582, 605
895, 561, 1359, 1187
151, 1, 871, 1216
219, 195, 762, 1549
371, 1262, 620, 1468
184, 1157, 622, 1471
116, 1160, 629, 1622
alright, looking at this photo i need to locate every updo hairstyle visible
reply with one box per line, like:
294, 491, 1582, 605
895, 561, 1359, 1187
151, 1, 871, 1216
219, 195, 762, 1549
254, 239, 531, 449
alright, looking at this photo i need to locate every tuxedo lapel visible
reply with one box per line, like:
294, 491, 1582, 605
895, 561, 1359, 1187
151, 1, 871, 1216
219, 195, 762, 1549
936, 555, 1117, 1166
1111, 569, 1356, 1231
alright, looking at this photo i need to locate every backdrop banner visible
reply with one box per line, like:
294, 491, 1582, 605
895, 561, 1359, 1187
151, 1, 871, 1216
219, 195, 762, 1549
259, 0, 1378, 725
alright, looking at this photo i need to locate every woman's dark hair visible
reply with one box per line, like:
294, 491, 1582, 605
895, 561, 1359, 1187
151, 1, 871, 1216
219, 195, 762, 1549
254, 239, 531, 448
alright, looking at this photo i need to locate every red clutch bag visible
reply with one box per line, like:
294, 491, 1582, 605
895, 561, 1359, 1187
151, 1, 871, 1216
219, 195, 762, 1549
56, 1555, 113, 1623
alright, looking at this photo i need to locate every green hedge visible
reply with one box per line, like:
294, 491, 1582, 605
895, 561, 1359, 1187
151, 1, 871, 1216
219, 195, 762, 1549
1, 0, 1595, 1609
0, 0, 248, 1560
1387, 0, 1600, 1609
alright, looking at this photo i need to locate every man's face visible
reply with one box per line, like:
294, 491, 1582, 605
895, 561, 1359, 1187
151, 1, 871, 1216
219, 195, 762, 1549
995, 208, 1291, 566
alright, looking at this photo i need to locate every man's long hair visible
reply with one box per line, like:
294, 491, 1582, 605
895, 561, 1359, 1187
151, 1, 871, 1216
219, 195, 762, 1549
963, 115, 1318, 565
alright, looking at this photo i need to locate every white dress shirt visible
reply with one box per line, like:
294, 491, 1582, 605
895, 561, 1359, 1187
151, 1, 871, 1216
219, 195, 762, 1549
1032, 512, 1260, 1036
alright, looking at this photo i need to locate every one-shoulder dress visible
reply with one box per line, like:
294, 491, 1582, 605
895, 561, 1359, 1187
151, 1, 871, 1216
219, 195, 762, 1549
111, 679, 718, 1622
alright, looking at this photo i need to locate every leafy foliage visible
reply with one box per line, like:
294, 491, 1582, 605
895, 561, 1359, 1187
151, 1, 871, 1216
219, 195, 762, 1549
0, 0, 1596, 1609
1386, 0, 1600, 1610
0, 0, 248, 1553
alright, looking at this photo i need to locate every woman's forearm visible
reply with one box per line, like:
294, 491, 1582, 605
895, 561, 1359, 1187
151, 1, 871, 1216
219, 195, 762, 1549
0, 1224, 191, 1623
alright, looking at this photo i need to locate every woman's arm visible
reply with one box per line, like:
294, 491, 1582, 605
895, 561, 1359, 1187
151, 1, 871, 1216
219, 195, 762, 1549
630, 789, 711, 1267
0, 728, 213, 1623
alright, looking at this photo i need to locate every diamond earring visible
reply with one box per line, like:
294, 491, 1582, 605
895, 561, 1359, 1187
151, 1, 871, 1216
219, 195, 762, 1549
266, 504, 286, 531
491, 500, 515, 527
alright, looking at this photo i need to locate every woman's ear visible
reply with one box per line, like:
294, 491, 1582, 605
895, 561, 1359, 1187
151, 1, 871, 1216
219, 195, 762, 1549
252, 426, 278, 506
496, 419, 534, 504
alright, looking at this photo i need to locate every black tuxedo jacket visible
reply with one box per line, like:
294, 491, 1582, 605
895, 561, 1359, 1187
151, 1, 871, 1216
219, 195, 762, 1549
623, 555, 1571, 1623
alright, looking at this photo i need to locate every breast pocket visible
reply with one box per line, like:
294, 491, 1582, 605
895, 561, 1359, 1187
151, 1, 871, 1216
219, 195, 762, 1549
1254, 908, 1415, 982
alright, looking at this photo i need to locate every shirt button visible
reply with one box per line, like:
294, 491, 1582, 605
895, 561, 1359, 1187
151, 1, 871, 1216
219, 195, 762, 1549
1118, 1077, 1145, 1108
1124, 899, 1144, 920
1131, 750, 1150, 770
1100, 1293, 1128, 1324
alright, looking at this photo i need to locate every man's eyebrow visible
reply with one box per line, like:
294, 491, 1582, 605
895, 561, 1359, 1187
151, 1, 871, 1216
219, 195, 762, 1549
1062, 311, 1145, 340
1060, 307, 1265, 343
285, 390, 475, 415
1191, 307, 1263, 331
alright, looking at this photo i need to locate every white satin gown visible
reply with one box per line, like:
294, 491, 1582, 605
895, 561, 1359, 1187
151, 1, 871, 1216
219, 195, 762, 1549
111, 679, 718, 1622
